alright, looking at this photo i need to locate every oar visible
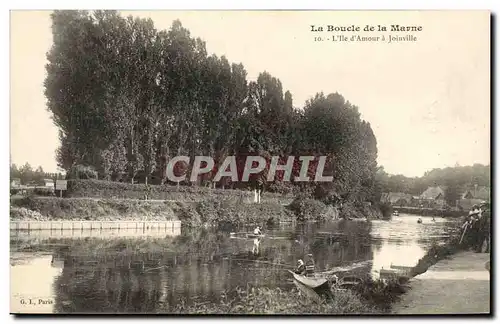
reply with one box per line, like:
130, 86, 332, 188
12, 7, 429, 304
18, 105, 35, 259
229, 258, 295, 269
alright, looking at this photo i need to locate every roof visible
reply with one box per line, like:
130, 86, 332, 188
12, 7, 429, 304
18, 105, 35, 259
474, 186, 490, 200
460, 186, 490, 201
458, 198, 485, 210
420, 186, 445, 200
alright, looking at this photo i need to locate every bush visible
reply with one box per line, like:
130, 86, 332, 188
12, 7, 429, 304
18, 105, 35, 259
34, 187, 55, 196
168, 286, 377, 314
10, 196, 177, 221
66, 179, 256, 202
378, 202, 393, 219
195, 199, 293, 227
67, 165, 98, 180
10, 196, 293, 227
172, 202, 202, 227
353, 277, 408, 311
288, 198, 336, 222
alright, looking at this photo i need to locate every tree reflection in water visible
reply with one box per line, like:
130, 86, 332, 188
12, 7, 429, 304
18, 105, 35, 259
9, 217, 457, 314
47, 222, 374, 313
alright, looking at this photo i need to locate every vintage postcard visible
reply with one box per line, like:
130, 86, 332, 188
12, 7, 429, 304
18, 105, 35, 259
10, 10, 491, 315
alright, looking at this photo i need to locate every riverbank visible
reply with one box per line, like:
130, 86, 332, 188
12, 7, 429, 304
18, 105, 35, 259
392, 251, 490, 314
10, 196, 297, 227
11, 179, 388, 226
166, 286, 377, 314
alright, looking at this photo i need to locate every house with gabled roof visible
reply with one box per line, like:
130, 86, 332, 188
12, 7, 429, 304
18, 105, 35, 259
381, 192, 412, 206
419, 186, 446, 208
458, 186, 490, 210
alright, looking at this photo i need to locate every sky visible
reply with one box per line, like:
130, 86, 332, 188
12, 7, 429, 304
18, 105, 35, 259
10, 10, 491, 177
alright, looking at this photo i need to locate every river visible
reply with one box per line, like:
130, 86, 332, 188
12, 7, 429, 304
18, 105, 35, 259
10, 214, 459, 313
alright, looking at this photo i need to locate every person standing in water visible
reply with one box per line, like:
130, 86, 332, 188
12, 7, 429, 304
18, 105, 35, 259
252, 237, 261, 255
252, 226, 263, 255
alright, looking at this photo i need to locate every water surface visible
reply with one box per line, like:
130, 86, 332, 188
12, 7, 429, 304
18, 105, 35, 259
10, 214, 458, 313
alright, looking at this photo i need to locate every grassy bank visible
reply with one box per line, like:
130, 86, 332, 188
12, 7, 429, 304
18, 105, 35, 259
10, 196, 295, 226
11, 179, 386, 226
167, 286, 377, 314
10, 196, 178, 221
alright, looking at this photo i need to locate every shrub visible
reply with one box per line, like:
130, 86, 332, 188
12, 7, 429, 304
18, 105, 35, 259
172, 202, 202, 227
195, 199, 293, 227
10, 196, 177, 221
67, 165, 98, 180
168, 286, 377, 314
11, 195, 293, 227
33, 187, 55, 196
378, 202, 393, 219
66, 179, 256, 202
288, 198, 334, 222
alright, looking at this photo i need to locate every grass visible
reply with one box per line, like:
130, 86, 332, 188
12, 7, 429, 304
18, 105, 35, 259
9, 196, 295, 227
410, 237, 464, 277
165, 286, 378, 314
10, 196, 178, 221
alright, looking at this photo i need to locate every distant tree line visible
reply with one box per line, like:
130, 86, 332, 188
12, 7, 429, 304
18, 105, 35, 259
44, 10, 378, 204
374, 163, 491, 205
10, 162, 65, 185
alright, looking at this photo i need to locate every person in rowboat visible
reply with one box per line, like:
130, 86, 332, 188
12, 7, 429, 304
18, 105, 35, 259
305, 254, 315, 276
295, 259, 306, 275
253, 226, 262, 236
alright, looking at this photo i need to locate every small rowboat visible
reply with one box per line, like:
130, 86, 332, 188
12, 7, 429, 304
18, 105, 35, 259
229, 232, 265, 239
288, 270, 329, 303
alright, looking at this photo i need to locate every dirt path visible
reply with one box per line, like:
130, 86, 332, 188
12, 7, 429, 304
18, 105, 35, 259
392, 251, 490, 315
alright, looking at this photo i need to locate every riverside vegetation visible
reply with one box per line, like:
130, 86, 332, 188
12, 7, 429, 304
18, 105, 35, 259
43, 11, 382, 214
10, 179, 389, 225
9, 10, 448, 314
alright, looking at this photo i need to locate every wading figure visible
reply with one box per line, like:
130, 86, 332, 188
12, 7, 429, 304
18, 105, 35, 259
252, 237, 261, 255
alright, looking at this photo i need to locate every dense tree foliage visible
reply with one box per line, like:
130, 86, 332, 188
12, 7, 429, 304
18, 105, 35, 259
375, 164, 491, 199
10, 163, 65, 185
44, 10, 378, 204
